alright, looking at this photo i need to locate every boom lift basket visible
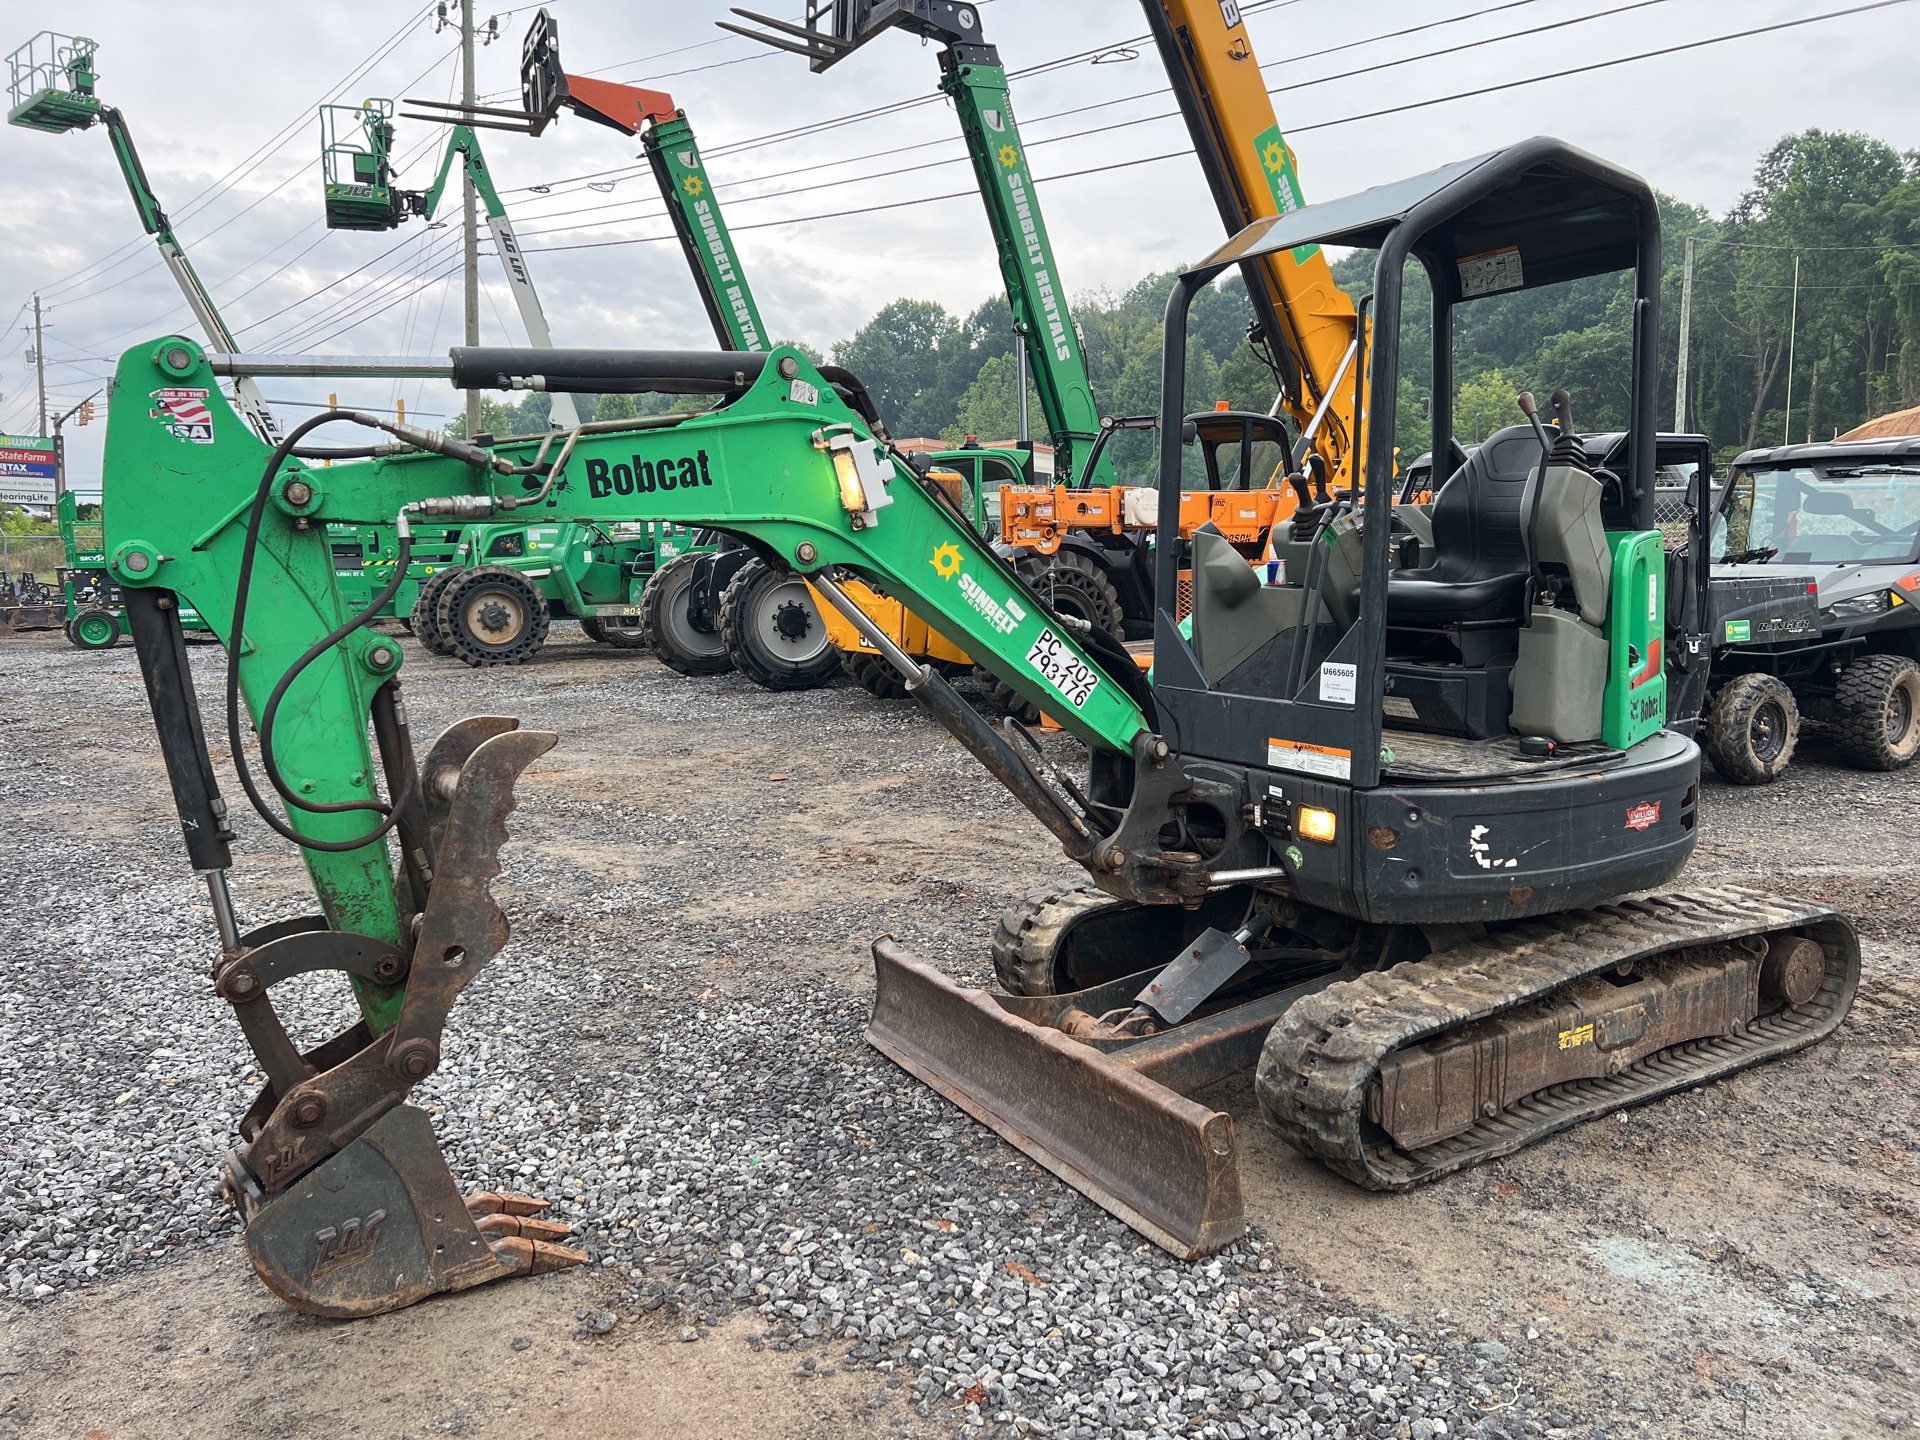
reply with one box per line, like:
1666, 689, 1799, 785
6, 31, 101, 133
321, 99, 409, 231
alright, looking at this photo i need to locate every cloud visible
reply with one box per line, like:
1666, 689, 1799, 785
4, 0, 1914, 489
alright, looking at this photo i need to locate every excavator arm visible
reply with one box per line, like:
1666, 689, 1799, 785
99, 333, 1173, 1314
107, 339, 1146, 759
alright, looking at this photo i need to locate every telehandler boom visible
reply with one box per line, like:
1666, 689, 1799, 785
724, 0, 1112, 491
99, 138, 1856, 1316
998, 0, 1365, 563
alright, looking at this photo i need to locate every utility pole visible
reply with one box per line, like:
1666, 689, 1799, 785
32, 294, 47, 437
1674, 235, 1694, 433
1781, 253, 1800, 448
461, 0, 480, 438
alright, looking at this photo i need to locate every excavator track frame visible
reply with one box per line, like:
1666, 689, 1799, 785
1262, 886, 1859, 1190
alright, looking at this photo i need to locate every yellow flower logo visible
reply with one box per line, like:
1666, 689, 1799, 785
998, 144, 1019, 169
931, 543, 963, 579
1261, 140, 1287, 174
683, 174, 704, 197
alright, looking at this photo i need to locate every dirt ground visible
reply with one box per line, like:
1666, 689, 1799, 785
0, 1245, 936, 1439
1, 627, 1915, 1438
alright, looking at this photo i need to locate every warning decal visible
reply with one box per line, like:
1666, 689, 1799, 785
1267, 737, 1352, 781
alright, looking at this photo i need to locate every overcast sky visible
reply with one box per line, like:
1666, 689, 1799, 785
2, 0, 1914, 491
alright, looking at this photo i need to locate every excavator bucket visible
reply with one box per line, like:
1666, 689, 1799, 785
867, 940, 1246, 1258
235, 1106, 578, 1319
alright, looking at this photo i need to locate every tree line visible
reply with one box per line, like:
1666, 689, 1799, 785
466, 129, 1920, 470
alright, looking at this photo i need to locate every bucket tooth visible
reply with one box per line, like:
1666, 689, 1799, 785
867, 939, 1244, 1259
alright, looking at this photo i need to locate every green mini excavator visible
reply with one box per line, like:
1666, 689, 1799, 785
96, 136, 1857, 1317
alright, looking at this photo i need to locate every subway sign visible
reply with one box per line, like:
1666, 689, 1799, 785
0, 435, 57, 505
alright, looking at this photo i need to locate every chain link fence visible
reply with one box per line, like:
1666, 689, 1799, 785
1, 531, 64, 585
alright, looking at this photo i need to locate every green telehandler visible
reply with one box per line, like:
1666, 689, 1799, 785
95, 135, 1858, 1319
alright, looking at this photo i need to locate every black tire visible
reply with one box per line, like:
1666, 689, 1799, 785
719, 559, 841, 691
580, 617, 607, 643
410, 569, 463, 657
1702, 673, 1798, 785
842, 649, 910, 701
971, 665, 1042, 725
642, 552, 733, 676
1833, 653, 1920, 771
434, 565, 551, 668
591, 611, 650, 649
67, 606, 120, 650
1016, 549, 1125, 641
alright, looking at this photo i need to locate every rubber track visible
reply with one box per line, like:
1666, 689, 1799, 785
990, 882, 1130, 995
1256, 886, 1859, 1191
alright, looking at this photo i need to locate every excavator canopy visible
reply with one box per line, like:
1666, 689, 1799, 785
1194, 137, 1652, 302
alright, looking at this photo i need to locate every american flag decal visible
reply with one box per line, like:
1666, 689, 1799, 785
149, 387, 216, 444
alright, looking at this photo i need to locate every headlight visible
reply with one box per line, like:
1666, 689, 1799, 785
1820, 592, 1892, 622
1296, 805, 1338, 845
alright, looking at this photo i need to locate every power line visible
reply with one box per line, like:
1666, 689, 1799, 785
506, 0, 1874, 246
512, 0, 1910, 259
496, 0, 1656, 240
73, 53, 467, 357
493, 0, 1307, 199
30, 4, 438, 307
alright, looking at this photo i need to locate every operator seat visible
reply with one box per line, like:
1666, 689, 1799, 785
1384, 424, 1542, 625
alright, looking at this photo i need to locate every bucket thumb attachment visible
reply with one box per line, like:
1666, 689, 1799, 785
866, 939, 1245, 1259
218, 720, 584, 1317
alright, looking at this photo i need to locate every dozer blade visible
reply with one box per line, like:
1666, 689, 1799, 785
868, 939, 1244, 1259
235, 1105, 583, 1319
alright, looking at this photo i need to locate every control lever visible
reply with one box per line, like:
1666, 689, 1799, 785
1516, 390, 1554, 470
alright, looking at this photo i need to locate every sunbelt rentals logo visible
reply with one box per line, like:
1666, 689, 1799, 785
930, 543, 1025, 635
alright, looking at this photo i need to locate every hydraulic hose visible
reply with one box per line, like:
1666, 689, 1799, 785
225, 410, 421, 854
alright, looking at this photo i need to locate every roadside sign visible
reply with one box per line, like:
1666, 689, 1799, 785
0, 435, 58, 505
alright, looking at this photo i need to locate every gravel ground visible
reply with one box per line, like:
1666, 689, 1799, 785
0, 627, 1914, 1439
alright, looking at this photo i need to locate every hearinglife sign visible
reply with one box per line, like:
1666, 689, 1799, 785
0, 435, 58, 506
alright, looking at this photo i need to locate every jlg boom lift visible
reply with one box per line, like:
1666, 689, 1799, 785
4, 33, 466, 639
98, 132, 1857, 1316
6, 32, 285, 445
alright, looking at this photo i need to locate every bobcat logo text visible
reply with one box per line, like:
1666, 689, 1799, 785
584, 451, 715, 499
